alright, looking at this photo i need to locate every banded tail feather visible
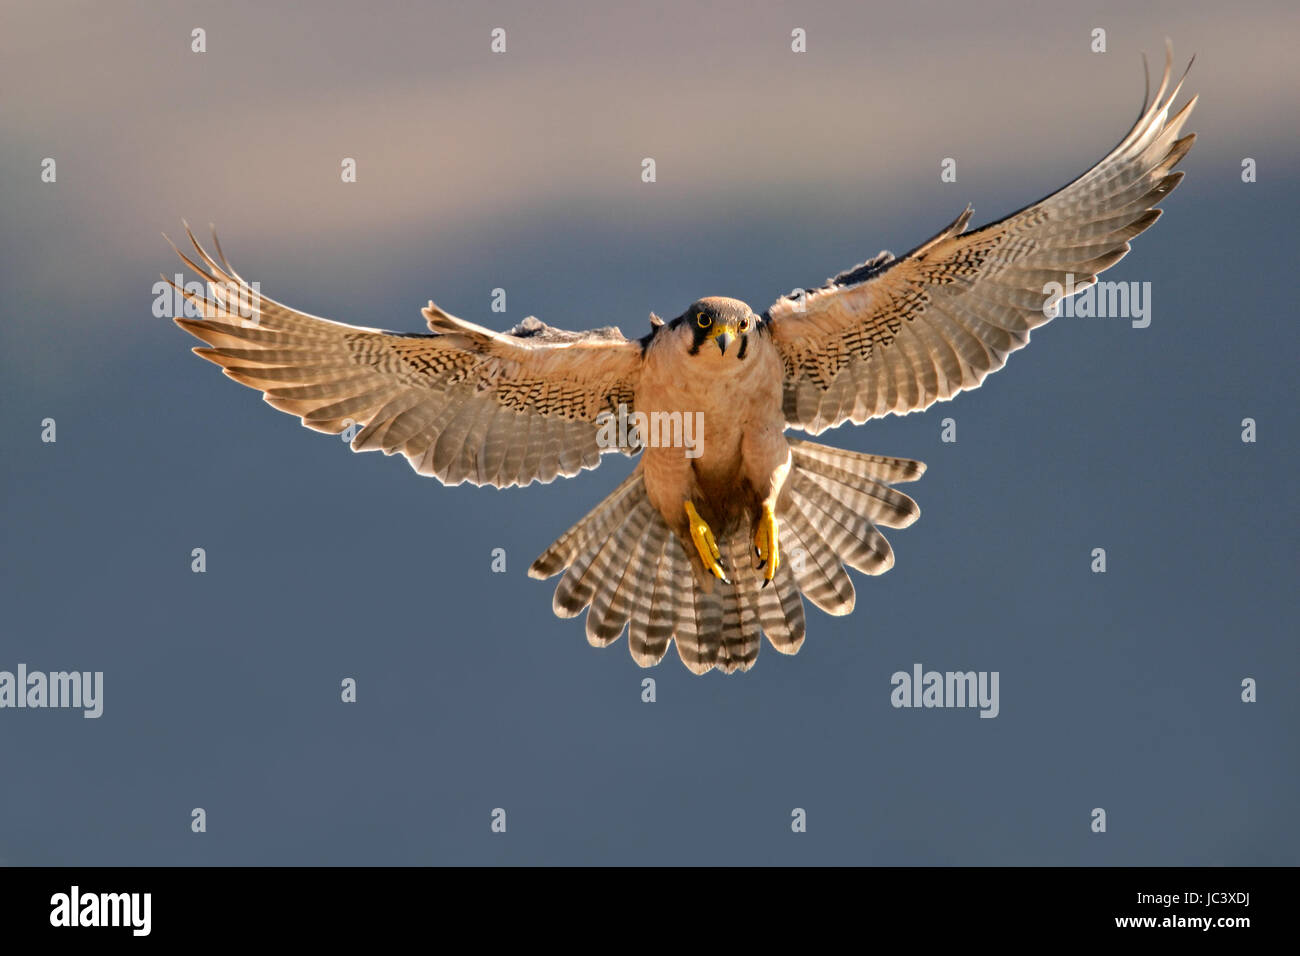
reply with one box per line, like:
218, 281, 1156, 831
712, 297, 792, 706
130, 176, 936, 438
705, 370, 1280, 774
528, 439, 924, 674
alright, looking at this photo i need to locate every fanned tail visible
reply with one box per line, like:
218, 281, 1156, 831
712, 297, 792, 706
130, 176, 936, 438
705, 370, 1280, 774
781, 439, 925, 613
529, 469, 682, 668
528, 439, 924, 674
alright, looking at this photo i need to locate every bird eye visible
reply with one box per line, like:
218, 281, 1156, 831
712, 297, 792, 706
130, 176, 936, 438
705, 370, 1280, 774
695, 312, 711, 328
738, 318, 751, 332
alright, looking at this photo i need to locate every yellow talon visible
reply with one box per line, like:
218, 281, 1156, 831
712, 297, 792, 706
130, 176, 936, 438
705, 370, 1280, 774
684, 501, 728, 583
754, 504, 779, 584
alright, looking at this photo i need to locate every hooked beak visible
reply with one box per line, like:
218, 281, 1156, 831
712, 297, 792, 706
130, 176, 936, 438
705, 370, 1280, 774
715, 330, 735, 355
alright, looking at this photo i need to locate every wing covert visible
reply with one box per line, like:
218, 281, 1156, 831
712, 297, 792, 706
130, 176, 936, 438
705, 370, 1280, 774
168, 227, 642, 487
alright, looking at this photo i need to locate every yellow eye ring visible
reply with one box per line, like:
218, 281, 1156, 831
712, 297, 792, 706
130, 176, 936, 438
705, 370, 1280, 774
695, 311, 710, 328
738, 318, 751, 332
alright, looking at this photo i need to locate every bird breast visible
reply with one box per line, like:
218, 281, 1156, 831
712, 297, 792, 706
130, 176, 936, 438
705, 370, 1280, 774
637, 327, 784, 512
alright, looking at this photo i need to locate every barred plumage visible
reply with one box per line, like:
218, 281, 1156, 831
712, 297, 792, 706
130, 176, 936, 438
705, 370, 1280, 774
170, 46, 1195, 674
528, 441, 925, 673
769, 45, 1196, 434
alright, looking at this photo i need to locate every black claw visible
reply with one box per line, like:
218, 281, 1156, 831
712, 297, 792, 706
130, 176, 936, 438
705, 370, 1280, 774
757, 559, 767, 570
762, 578, 771, 589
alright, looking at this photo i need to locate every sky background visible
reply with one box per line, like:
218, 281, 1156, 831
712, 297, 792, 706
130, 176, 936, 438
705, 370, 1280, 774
1, 0, 1296, 865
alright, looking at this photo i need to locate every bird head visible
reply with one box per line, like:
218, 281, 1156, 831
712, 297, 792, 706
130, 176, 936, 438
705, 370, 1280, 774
679, 297, 759, 358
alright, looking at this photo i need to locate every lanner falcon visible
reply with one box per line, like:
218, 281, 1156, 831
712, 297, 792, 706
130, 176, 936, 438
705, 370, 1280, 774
167, 49, 1196, 674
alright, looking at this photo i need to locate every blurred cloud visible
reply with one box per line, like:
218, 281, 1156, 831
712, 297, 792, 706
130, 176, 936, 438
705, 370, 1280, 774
3, 0, 1297, 260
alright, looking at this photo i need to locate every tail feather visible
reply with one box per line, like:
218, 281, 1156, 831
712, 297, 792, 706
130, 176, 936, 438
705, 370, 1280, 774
553, 498, 648, 618
780, 493, 856, 614
530, 470, 645, 579
584, 502, 654, 645
789, 471, 895, 576
627, 522, 675, 667
676, 573, 724, 675
797, 461, 919, 529
715, 533, 761, 673
759, 559, 807, 654
610, 512, 664, 640
530, 438, 924, 673
788, 439, 925, 485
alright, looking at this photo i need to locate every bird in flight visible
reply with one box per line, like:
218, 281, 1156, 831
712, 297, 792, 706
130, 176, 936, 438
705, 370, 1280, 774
167, 48, 1196, 674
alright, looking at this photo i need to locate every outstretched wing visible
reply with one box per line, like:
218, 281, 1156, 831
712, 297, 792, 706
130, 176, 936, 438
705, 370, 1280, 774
168, 227, 642, 487
765, 46, 1197, 435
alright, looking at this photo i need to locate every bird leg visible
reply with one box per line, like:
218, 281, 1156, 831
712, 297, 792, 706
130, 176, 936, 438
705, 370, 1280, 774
753, 504, 779, 586
684, 501, 728, 583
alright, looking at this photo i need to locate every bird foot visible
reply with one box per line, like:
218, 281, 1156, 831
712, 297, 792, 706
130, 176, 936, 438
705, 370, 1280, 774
753, 504, 779, 587
684, 501, 729, 583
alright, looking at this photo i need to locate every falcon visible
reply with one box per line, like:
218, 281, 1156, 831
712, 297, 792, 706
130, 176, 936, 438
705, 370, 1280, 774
166, 49, 1196, 674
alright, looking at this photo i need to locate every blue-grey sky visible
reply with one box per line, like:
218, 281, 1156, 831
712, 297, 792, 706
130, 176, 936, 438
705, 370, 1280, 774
1, 0, 1296, 865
